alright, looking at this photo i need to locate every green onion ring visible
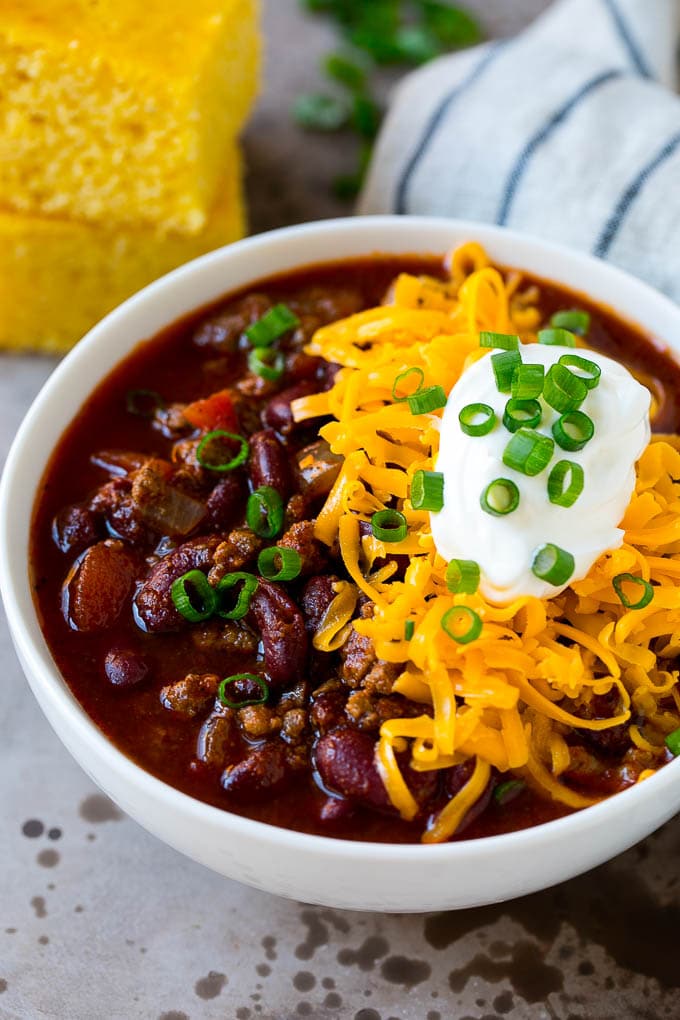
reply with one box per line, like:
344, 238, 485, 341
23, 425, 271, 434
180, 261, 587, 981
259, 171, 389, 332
371, 509, 408, 543
410, 470, 444, 511
665, 726, 680, 756
215, 571, 259, 620
494, 779, 526, 805
558, 353, 601, 390
196, 430, 249, 472
257, 546, 302, 582
248, 346, 285, 382
503, 398, 542, 433
511, 363, 544, 400
407, 384, 447, 415
538, 327, 577, 348
480, 478, 520, 516
246, 486, 285, 539
612, 573, 654, 610
459, 402, 496, 437
441, 606, 482, 645
170, 569, 217, 623
245, 304, 300, 347
218, 673, 269, 710
552, 410, 594, 452
392, 366, 425, 402
543, 363, 588, 413
549, 309, 591, 336
445, 559, 480, 595
404, 620, 415, 641
491, 349, 522, 393
502, 428, 554, 476
547, 460, 584, 507
479, 331, 520, 351
531, 543, 575, 586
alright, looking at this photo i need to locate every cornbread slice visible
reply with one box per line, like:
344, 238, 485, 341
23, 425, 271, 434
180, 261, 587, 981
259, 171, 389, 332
0, 155, 245, 354
0, 0, 259, 233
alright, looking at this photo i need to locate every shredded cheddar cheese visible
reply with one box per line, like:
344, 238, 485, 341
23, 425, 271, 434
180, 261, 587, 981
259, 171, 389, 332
293, 243, 680, 843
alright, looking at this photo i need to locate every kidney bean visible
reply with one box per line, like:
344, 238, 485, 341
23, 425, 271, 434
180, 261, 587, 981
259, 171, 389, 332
261, 381, 318, 436
247, 579, 308, 689
221, 741, 292, 800
205, 473, 248, 531
319, 796, 355, 822
62, 540, 136, 632
52, 503, 100, 555
301, 575, 339, 633
284, 353, 326, 383
104, 648, 148, 688
134, 535, 222, 632
248, 429, 293, 498
310, 684, 347, 735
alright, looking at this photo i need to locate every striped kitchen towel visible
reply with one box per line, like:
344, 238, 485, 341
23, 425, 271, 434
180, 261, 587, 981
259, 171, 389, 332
359, 0, 680, 302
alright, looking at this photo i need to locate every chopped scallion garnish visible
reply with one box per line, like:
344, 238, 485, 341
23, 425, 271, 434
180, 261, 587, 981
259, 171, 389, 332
371, 509, 408, 543
549, 309, 591, 336
558, 353, 601, 390
404, 620, 415, 641
411, 469, 444, 512
552, 410, 594, 452
170, 570, 217, 623
445, 559, 480, 595
480, 478, 520, 516
538, 327, 577, 348
503, 398, 542, 433
543, 362, 587, 413
392, 366, 425, 402
511, 363, 544, 400
407, 384, 447, 414
245, 304, 300, 347
612, 573, 654, 610
248, 347, 285, 382
196, 430, 249, 472
246, 486, 285, 539
216, 572, 259, 620
257, 546, 303, 582
494, 779, 526, 805
665, 727, 680, 756
502, 428, 554, 476
459, 402, 496, 437
491, 349, 522, 393
531, 542, 575, 586
547, 460, 584, 508
441, 605, 482, 644
479, 331, 519, 351
218, 673, 269, 710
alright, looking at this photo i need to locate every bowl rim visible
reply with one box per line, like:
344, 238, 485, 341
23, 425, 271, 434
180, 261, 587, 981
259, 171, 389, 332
3, 213, 680, 864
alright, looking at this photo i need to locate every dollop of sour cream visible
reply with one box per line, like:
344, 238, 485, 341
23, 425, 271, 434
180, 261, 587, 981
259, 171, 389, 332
431, 343, 651, 603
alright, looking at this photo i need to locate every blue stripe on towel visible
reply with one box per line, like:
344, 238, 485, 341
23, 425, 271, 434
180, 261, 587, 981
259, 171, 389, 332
496, 70, 623, 226
394, 42, 506, 215
593, 129, 680, 257
601, 0, 653, 79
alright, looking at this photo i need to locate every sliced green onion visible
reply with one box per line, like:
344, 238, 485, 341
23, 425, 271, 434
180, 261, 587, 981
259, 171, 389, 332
247, 486, 284, 539
548, 460, 584, 508
292, 92, 350, 132
215, 571, 259, 620
491, 349, 522, 393
324, 52, 367, 91
196, 430, 249, 472
459, 402, 496, 437
441, 605, 482, 645
538, 328, 577, 348
411, 470, 444, 512
558, 353, 601, 390
404, 620, 415, 641
170, 570, 217, 623
531, 543, 575, 586
248, 346, 285, 382
371, 509, 408, 543
550, 309, 591, 336
126, 389, 164, 417
479, 331, 519, 351
218, 673, 269, 710
503, 398, 542, 433
480, 478, 520, 516
494, 779, 526, 805
543, 363, 587, 413
552, 410, 594, 452
245, 304, 300, 347
257, 546, 302, 582
503, 428, 554, 476
665, 726, 680, 756
392, 366, 425, 402
407, 385, 447, 415
612, 573, 654, 610
511, 363, 544, 399
445, 559, 480, 595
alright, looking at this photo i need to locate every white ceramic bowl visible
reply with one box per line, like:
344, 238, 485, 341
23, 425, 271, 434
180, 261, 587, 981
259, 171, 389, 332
3, 217, 680, 912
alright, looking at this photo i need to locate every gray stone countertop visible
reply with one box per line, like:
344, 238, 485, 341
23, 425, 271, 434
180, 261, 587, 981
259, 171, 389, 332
3, 2, 680, 1018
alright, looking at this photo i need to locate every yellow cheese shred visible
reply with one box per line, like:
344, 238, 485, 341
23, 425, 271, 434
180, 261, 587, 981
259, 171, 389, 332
294, 241, 680, 843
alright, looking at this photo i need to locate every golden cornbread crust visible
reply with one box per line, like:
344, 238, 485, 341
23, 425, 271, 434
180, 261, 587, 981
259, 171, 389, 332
0, 0, 259, 233
0, 155, 245, 353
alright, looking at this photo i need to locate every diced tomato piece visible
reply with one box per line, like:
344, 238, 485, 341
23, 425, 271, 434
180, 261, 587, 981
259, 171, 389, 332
183, 390, 238, 433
